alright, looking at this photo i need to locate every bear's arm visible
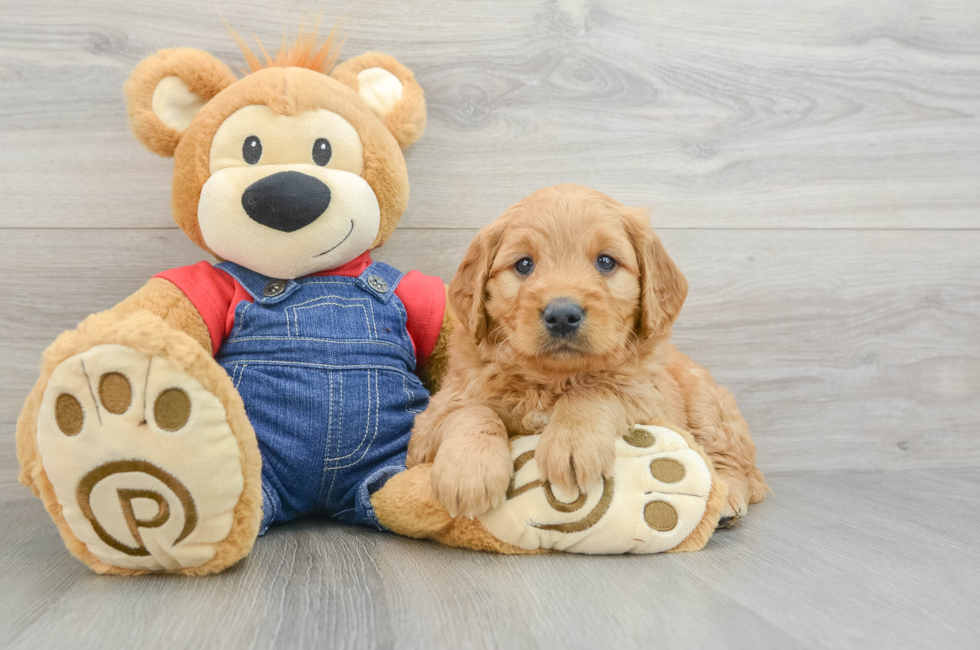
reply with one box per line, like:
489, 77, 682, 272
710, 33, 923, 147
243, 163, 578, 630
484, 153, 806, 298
420, 284, 456, 394
107, 278, 211, 352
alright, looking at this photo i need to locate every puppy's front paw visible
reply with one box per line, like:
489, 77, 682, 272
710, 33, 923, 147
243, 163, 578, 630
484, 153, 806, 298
718, 489, 749, 527
406, 420, 439, 467
535, 429, 616, 495
430, 434, 512, 518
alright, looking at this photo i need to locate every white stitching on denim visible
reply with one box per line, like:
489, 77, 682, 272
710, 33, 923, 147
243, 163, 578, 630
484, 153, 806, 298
214, 359, 420, 381
261, 482, 277, 524
220, 335, 411, 355
230, 301, 252, 339
317, 372, 336, 502
224, 289, 408, 352
220, 269, 413, 519
289, 300, 372, 337
285, 291, 364, 306
402, 374, 424, 415
324, 371, 379, 507
323, 369, 374, 464
237, 364, 248, 389
323, 461, 339, 504
296, 279, 354, 286
325, 369, 380, 470
389, 295, 416, 355
285, 293, 372, 336
322, 374, 341, 503
334, 370, 381, 469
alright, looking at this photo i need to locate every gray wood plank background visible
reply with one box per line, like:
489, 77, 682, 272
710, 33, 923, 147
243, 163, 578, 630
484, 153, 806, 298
1, 1, 978, 648
3, 470, 979, 649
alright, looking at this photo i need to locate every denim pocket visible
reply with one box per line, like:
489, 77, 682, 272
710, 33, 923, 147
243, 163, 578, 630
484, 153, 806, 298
322, 369, 378, 468
285, 292, 378, 340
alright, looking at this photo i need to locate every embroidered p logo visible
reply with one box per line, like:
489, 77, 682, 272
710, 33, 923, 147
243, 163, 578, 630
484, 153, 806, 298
76, 460, 198, 557
506, 451, 615, 533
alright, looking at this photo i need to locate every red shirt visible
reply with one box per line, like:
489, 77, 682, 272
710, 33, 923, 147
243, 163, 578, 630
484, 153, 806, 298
155, 252, 445, 367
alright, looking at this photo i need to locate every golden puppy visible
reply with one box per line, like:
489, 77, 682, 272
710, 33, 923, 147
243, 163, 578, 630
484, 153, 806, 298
408, 184, 767, 525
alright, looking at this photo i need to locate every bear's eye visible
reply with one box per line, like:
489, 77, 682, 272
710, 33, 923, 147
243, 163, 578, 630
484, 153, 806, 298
595, 255, 617, 272
514, 258, 534, 275
242, 136, 262, 165
313, 138, 332, 166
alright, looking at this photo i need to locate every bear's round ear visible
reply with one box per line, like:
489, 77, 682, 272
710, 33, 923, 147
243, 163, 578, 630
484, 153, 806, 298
331, 52, 427, 149
124, 48, 237, 157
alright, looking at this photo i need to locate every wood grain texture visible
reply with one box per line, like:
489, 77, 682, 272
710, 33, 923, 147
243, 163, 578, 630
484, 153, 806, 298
2, 469, 979, 649
1, 0, 980, 229
2, 1, 979, 647
1, 228, 977, 473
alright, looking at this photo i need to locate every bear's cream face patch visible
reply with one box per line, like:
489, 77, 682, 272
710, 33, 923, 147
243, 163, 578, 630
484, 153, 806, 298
201, 105, 379, 279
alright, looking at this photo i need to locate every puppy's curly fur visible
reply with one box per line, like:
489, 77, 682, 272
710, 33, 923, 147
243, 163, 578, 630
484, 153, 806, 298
408, 184, 767, 523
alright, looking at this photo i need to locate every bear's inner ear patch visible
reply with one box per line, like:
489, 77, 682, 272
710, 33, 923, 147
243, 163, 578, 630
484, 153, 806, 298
152, 76, 208, 132
357, 67, 404, 118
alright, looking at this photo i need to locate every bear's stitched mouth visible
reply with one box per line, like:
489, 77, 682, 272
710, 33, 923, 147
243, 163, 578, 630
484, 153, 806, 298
314, 220, 355, 257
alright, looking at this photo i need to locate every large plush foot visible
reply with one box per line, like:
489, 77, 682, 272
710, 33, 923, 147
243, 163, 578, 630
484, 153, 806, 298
25, 336, 261, 574
476, 425, 725, 554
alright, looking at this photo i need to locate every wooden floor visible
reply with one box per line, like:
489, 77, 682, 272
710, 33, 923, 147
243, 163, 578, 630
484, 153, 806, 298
1, 469, 978, 649
1, 0, 979, 648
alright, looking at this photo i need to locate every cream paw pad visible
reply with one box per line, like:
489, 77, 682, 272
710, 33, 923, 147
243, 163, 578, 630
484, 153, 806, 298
35, 344, 246, 571
478, 425, 714, 554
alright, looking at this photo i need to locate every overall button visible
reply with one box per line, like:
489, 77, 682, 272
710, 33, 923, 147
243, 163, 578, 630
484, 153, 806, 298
263, 280, 287, 297
367, 275, 389, 293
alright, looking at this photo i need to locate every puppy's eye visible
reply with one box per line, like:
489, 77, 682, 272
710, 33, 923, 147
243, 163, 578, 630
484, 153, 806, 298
595, 255, 617, 272
242, 136, 262, 165
514, 258, 535, 275
313, 138, 332, 166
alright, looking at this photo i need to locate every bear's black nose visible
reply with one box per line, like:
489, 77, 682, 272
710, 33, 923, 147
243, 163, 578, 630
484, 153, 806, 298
241, 171, 331, 232
542, 300, 584, 337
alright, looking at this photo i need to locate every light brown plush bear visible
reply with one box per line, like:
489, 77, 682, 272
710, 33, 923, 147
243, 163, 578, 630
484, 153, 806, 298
15, 29, 726, 575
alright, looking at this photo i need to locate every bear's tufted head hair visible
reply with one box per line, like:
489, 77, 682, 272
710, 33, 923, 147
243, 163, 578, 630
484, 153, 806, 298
124, 24, 427, 279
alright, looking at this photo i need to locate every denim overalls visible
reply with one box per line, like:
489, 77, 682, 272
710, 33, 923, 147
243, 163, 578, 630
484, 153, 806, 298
213, 261, 430, 532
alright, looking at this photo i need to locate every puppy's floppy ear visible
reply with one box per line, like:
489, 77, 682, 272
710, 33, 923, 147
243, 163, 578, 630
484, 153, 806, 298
621, 207, 688, 341
125, 48, 237, 157
331, 52, 426, 149
449, 221, 505, 341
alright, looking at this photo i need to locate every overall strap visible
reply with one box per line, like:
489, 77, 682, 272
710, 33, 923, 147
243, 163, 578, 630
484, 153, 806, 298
355, 261, 404, 304
214, 261, 303, 305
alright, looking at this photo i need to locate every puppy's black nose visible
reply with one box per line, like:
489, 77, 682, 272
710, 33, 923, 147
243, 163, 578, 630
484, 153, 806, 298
542, 300, 584, 337
242, 171, 331, 232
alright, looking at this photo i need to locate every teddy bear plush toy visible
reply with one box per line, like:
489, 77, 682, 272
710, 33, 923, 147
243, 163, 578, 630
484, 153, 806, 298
15, 28, 727, 575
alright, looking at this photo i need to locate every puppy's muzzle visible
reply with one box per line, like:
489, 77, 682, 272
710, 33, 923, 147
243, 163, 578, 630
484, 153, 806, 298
242, 171, 331, 233
542, 300, 584, 337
